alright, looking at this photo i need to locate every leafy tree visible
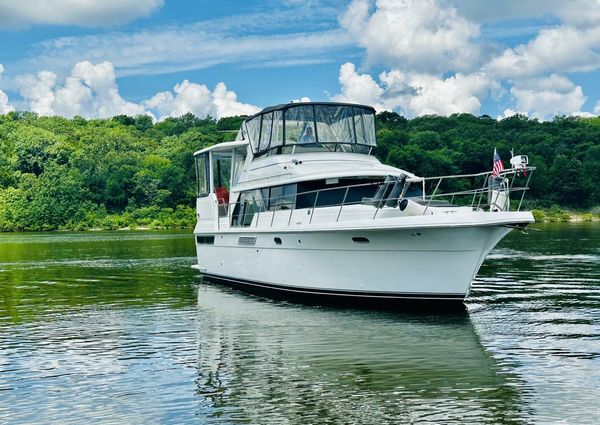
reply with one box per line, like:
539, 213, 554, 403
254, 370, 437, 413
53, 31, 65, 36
0, 109, 598, 232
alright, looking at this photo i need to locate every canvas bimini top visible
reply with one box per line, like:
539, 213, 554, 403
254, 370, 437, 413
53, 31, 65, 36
242, 102, 377, 156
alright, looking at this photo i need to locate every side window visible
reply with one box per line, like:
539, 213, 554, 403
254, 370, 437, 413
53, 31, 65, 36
268, 184, 296, 210
196, 153, 210, 197
231, 189, 270, 227
237, 190, 266, 227
259, 112, 273, 152
231, 146, 247, 186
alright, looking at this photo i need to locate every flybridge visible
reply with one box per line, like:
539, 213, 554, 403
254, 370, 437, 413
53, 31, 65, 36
241, 102, 377, 156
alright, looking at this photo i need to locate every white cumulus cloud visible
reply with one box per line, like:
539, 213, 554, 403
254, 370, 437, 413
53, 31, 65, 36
333, 0, 600, 119
453, 0, 600, 25
333, 62, 385, 107
339, 0, 481, 73
145, 82, 209, 120
16, 61, 145, 118
70, 61, 144, 117
0, 88, 10, 114
12, 60, 259, 120
333, 62, 496, 116
145, 80, 259, 121
537, 0, 600, 27
291, 97, 312, 103
486, 25, 600, 78
211, 82, 261, 119
393, 72, 496, 116
15, 70, 57, 116
509, 74, 587, 120
0, 0, 163, 27
0, 64, 14, 114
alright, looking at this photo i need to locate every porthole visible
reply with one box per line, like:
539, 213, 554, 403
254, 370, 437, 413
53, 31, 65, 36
274, 237, 282, 245
352, 237, 369, 244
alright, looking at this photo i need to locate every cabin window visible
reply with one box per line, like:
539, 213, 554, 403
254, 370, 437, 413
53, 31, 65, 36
231, 146, 247, 186
195, 153, 210, 197
354, 108, 376, 146
259, 112, 273, 152
196, 235, 215, 245
244, 103, 377, 156
245, 119, 261, 151
258, 110, 283, 152
268, 184, 296, 210
295, 178, 381, 209
314, 105, 354, 147
232, 189, 267, 227
273, 111, 284, 148
284, 105, 315, 145
230, 178, 383, 227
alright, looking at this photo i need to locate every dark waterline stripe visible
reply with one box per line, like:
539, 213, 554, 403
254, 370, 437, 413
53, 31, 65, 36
199, 272, 465, 301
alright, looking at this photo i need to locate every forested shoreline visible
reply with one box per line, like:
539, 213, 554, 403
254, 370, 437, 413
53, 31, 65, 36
0, 110, 598, 231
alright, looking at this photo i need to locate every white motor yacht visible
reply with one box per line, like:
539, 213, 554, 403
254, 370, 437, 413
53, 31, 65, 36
192, 102, 535, 307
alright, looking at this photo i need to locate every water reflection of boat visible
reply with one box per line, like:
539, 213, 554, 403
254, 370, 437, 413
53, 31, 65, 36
194, 285, 525, 424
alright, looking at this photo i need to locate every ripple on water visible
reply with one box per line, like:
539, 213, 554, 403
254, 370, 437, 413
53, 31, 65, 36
467, 225, 600, 424
1, 225, 599, 424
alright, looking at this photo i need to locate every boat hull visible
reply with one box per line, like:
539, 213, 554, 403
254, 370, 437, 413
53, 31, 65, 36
198, 273, 468, 310
194, 224, 513, 306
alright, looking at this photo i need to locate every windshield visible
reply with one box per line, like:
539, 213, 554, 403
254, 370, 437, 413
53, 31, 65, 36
244, 103, 376, 156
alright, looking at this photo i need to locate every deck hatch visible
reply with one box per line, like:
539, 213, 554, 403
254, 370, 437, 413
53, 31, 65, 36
238, 236, 257, 246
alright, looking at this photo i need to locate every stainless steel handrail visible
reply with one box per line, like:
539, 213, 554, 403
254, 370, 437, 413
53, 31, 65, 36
421, 166, 536, 212
222, 166, 536, 227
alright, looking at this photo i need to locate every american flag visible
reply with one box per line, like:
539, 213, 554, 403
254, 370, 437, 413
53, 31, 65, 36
492, 148, 504, 178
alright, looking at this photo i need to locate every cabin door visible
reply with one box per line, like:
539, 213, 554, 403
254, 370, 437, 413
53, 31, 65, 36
212, 151, 232, 219
195, 152, 215, 226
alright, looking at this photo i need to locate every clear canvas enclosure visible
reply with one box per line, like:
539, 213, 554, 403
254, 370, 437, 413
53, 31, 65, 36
243, 103, 377, 156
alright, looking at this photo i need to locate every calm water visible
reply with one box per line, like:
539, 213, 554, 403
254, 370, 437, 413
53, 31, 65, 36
0, 225, 598, 424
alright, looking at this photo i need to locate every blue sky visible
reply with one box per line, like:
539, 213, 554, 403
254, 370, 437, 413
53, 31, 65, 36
1, 0, 600, 120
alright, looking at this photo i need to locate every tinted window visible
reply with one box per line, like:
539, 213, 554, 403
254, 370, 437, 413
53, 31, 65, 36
196, 153, 210, 197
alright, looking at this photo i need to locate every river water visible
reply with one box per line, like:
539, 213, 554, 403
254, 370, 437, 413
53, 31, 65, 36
0, 224, 598, 424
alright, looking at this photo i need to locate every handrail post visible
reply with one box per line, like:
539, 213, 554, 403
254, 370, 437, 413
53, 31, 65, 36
372, 183, 384, 219
470, 176, 480, 208
287, 192, 297, 226
423, 178, 442, 215
270, 203, 277, 227
255, 199, 263, 228
517, 170, 533, 211
506, 170, 517, 211
336, 186, 350, 222
476, 175, 488, 210
309, 191, 320, 224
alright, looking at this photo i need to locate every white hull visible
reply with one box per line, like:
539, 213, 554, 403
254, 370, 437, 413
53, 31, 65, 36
194, 216, 520, 303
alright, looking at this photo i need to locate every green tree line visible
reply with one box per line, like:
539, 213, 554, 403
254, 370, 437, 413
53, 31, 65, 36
0, 110, 598, 231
